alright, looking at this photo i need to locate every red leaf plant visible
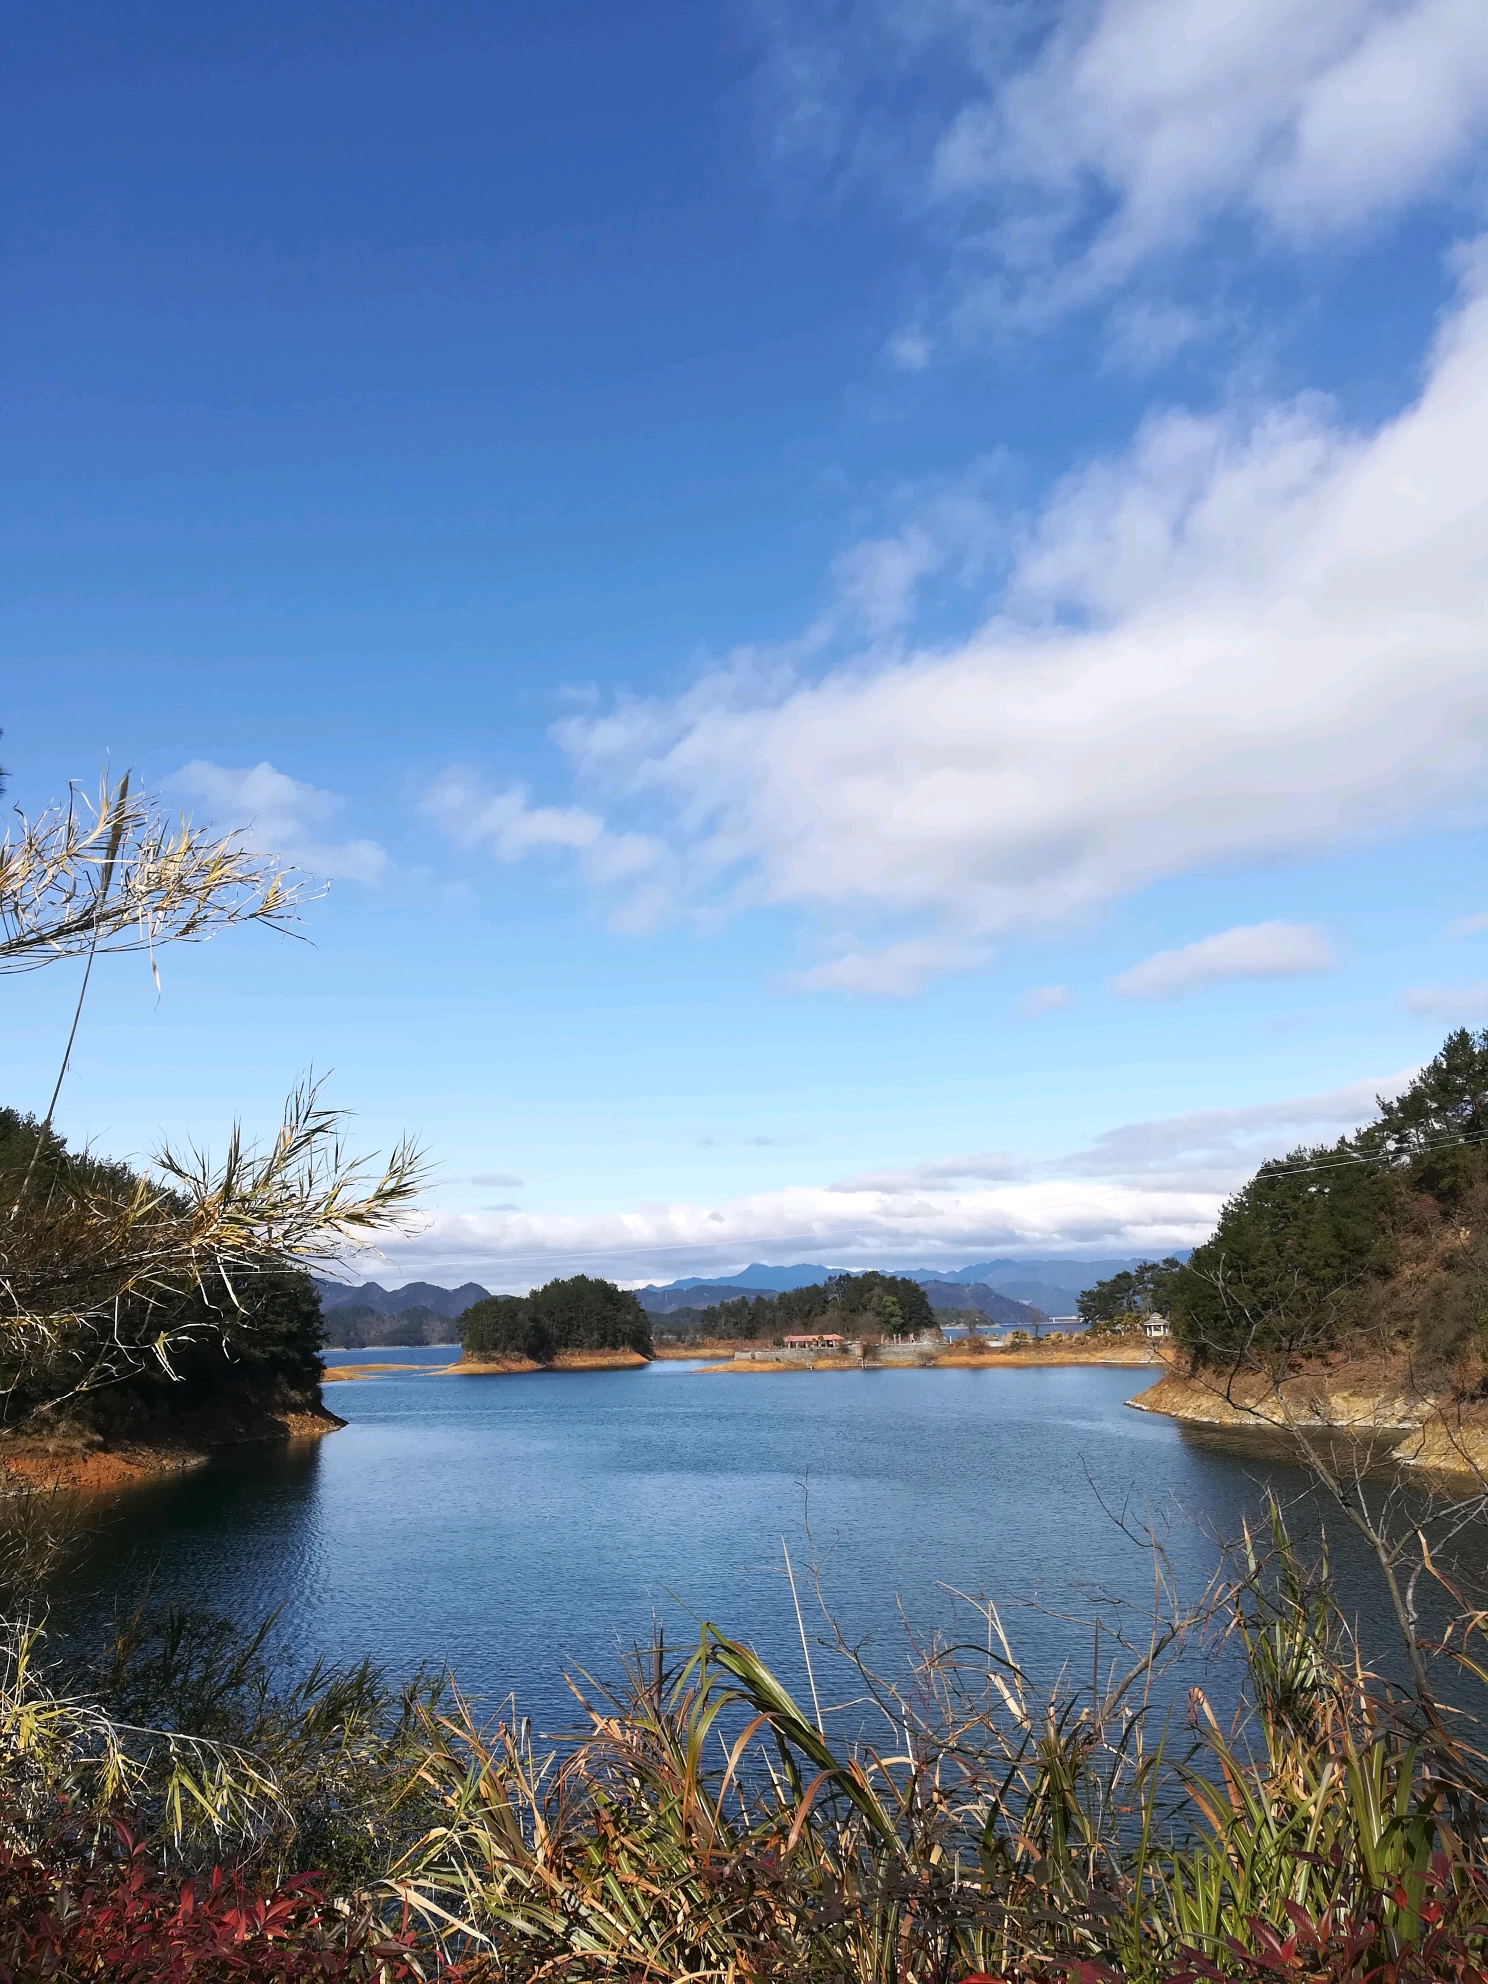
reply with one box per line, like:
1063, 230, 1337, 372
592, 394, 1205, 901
0, 1821, 444, 1983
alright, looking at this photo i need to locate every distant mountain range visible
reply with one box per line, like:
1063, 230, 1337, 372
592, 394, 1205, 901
313, 1278, 491, 1319
631, 1256, 1176, 1319
311, 1254, 1186, 1338
637, 1282, 783, 1315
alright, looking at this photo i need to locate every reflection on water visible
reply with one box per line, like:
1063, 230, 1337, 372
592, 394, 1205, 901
47, 1361, 1480, 1735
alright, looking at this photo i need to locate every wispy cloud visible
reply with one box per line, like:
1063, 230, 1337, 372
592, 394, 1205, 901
1445, 910, 1488, 937
1400, 979, 1488, 1020
1021, 984, 1072, 1016
419, 767, 664, 923
1061, 1074, 1412, 1188
829, 1151, 1027, 1193
696, 1133, 814, 1149
826, 463, 1005, 638
1112, 923, 1337, 999
172, 761, 388, 883
787, 935, 994, 997
758, 0, 1488, 334
469, 1171, 524, 1188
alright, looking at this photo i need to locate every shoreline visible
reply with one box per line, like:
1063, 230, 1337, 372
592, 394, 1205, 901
451, 1348, 650, 1376
322, 1349, 653, 1380
0, 1406, 345, 1493
1127, 1366, 1488, 1483
700, 1343, 1164, 1374
322, 1341, 1162, 1383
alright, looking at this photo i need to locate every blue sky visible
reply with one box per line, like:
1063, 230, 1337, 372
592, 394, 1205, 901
5, 0, 1488, 1289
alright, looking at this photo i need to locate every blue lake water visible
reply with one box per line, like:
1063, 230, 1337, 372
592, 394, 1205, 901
53, 1358, 1450, 1734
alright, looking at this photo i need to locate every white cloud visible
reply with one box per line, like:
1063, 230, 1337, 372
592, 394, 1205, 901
787, 934, 993, 996
1022, 983, 1073, 1016
373, 1177, 1216, 1292
172, 761, 387, 883
1112, 921, 1337, 998
949, 0, 1488, 308
419, 767, 662, 917
557, 257, 1488, 986
1400, 979, 1488, 1019
1445, 910, 1488, 937
761, 0, 1488, 327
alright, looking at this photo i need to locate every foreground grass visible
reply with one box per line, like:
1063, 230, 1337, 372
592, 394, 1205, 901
2, 1502, 1486, 1982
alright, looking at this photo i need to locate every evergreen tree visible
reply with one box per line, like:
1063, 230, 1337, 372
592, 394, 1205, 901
1078, 1259, 1183, 1332
1169, 1145, 1396, 1363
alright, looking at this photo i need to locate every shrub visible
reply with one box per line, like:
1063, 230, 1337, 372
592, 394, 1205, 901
0, 1823, 432, 1982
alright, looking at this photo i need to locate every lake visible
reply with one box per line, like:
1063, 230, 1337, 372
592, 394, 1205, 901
51, 1355, 1454, 1734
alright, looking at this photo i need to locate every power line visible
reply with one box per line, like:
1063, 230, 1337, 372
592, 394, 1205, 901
1244, 1125, 1488, 1180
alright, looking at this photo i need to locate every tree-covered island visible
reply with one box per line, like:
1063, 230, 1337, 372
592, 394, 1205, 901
691, 1269, 934, 1344
458, 1274, 654, 1363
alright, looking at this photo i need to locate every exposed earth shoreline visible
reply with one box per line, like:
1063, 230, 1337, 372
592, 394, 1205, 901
0, 1405, 346, 1492
1127, 1363, 1488, 1480
322, 1347, 650, 1380
673, 1337, 1163, 1373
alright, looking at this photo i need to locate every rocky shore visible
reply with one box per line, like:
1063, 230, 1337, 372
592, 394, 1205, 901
1128, 1361, 1488, 1480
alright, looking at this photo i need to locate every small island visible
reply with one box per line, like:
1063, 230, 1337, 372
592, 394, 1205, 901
454, 1273, 654, 1371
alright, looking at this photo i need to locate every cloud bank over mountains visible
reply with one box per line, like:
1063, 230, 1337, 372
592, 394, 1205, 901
375, 1073, 1411, 1289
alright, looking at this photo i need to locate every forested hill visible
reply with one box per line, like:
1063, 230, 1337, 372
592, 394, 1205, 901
639, 1280, 782, 1315
321, 1303, 456, 1350
1081, 1029, 1488, 1403
916, 1281, 1042, 1328
695, 1271, 938, 1342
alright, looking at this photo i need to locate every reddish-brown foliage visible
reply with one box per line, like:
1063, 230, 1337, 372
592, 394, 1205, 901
0, 1826, 436, 1983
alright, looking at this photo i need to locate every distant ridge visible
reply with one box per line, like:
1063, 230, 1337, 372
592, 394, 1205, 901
916, 1281, 1042, 1328
316, 1257, 1192, 1325
633, 1255, 1188, 1319
313, 1278, 491, 1319
650, 1263, 841, 1293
